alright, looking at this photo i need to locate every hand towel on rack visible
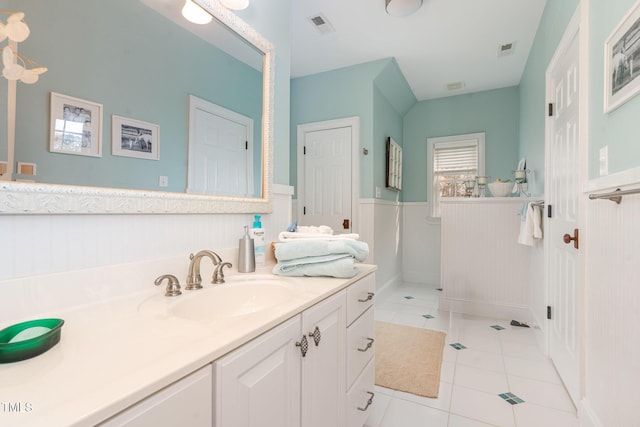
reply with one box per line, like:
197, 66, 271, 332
517, 202, 543, 246
274, 239, 369, 262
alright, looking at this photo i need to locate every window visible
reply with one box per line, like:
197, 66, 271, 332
427, 132, 485, 217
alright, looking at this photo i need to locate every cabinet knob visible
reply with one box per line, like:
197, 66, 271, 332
295, 335, 309, 357
357, 292, 375, 303
308, 326, 321, 347
357, 391, 375, 411
357, 337, 375, 352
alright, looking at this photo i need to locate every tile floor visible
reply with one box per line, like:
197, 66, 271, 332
366, 282, 579, 427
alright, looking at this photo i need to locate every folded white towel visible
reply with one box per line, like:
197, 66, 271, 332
272, 254, 360, 278
278, 231, 360, 241
296, 225, 333, 234
275, 239, 369, 262
518, 202, 543, 246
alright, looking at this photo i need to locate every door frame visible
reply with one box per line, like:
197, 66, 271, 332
296, 116, 360, 234
543, 3, 588, 403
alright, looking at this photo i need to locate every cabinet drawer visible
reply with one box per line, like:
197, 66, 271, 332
346, 306, 375, 389
346, 358, 375, 427
346, 273, 375, 326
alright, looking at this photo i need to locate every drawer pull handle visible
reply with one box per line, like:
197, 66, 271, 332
296, 335, 309, 357
357, 337, 375, 352
357, 292, 375, 303
357, 391, 375, 411
308, 326, 321, 346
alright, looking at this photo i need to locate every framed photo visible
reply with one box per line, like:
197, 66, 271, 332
385, 137, 403, 191
604, 0, 640, 113
49, 92, 102, 157
111, 115, 160, 160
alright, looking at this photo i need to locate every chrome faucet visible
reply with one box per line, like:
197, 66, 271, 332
186, 250, 222, 290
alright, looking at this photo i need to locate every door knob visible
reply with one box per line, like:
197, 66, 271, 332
343, 219, 350, 229
563, 228, 579, 249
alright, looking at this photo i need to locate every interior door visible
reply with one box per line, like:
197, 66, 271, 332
300, 126, 352, 232
187, 95, 253, 196
546, 17, 582, 405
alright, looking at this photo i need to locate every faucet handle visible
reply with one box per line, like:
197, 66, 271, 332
154, 274, 182, 297
213, 262, 232, 284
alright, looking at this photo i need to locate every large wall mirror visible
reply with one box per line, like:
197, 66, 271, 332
0, 0, 274, 214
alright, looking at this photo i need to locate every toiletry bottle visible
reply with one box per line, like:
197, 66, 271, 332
238, 226, 255, 273
250, 215, 266, 268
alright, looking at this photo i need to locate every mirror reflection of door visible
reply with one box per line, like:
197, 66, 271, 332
187, 95, 254, 196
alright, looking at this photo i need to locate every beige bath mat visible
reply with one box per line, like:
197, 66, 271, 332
374, 321, 446, 398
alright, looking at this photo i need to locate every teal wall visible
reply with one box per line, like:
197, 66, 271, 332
588, 0, 640, 178
290, 59, 387, 199
403, 86, 521, 202
6, 0, 263, 194
519, 0, 579, 195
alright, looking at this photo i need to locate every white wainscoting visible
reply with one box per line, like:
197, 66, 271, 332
402, 202, 441, 286
581, 172, 640, 427
439, 198, 533, 320
358, 199, 403, 294
0, 185, 293, 282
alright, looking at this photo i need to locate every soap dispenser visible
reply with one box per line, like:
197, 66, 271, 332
238, 226, 255, 273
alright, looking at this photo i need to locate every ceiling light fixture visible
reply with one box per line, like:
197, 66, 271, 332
219, 0, 250, 11
385, 0, 423, 17
181, 0, 212, 25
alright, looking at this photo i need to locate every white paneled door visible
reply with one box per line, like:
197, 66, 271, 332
545, 10, 582, 406
187, 95, 254, 196
298, 121, 354, 232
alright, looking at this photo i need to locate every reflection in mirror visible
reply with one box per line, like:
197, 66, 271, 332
1, 0, 267, 199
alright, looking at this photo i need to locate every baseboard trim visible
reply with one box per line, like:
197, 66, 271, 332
578, 398, 601, 427
439, 297, 530, 321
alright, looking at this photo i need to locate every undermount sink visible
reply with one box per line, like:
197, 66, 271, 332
140, 278, 302, 323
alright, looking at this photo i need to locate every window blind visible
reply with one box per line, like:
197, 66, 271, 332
433, 142, 478, 175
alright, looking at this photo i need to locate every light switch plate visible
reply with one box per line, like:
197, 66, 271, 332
599, 146, 608, 176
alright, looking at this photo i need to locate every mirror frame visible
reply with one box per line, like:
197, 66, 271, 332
0, 0, 274, 214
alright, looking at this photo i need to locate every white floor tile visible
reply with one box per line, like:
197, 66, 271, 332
371, 282, 578, 427
440, 361, 456, 383
513, 402, 579, 427
394, 380, 452, 412
454, 364, 509, 394
448, 414, 497, 427
379, 398, 449, 427
504, 355, 561, 384
507, 375, 576, 413
456, 348, 506, 373
450, 385, 516, 427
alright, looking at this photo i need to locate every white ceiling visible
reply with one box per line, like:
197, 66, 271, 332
291, 0, 548, 101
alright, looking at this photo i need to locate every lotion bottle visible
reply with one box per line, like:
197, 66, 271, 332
250, 215, 266, 268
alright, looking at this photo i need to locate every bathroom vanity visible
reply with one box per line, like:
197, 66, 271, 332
0, 264, 376, 427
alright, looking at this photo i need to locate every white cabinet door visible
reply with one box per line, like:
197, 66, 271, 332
98, 365, 212, 427
301, 292, 346, 427
214, 316, 302, 427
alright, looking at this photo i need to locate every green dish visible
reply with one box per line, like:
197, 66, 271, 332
0, 318, 64, 363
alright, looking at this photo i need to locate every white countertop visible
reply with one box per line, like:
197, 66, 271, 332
0, 264, 376, 427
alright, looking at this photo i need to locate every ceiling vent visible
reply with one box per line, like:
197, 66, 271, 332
497, 42, 516, 57
446, 81, 465, 91
308, 13, 335, 35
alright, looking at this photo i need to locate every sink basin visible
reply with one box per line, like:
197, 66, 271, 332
140, 279, 302, 324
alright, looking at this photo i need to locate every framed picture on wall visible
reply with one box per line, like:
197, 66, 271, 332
604, 0, 640, 113
111, 115, 160, 160
49, 92, 103, 157
386, 137, 403, 191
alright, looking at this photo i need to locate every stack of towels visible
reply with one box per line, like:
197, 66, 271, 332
273, 226, 369, 278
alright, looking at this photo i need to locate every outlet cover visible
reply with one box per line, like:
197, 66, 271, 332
159, 176, 169, 187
